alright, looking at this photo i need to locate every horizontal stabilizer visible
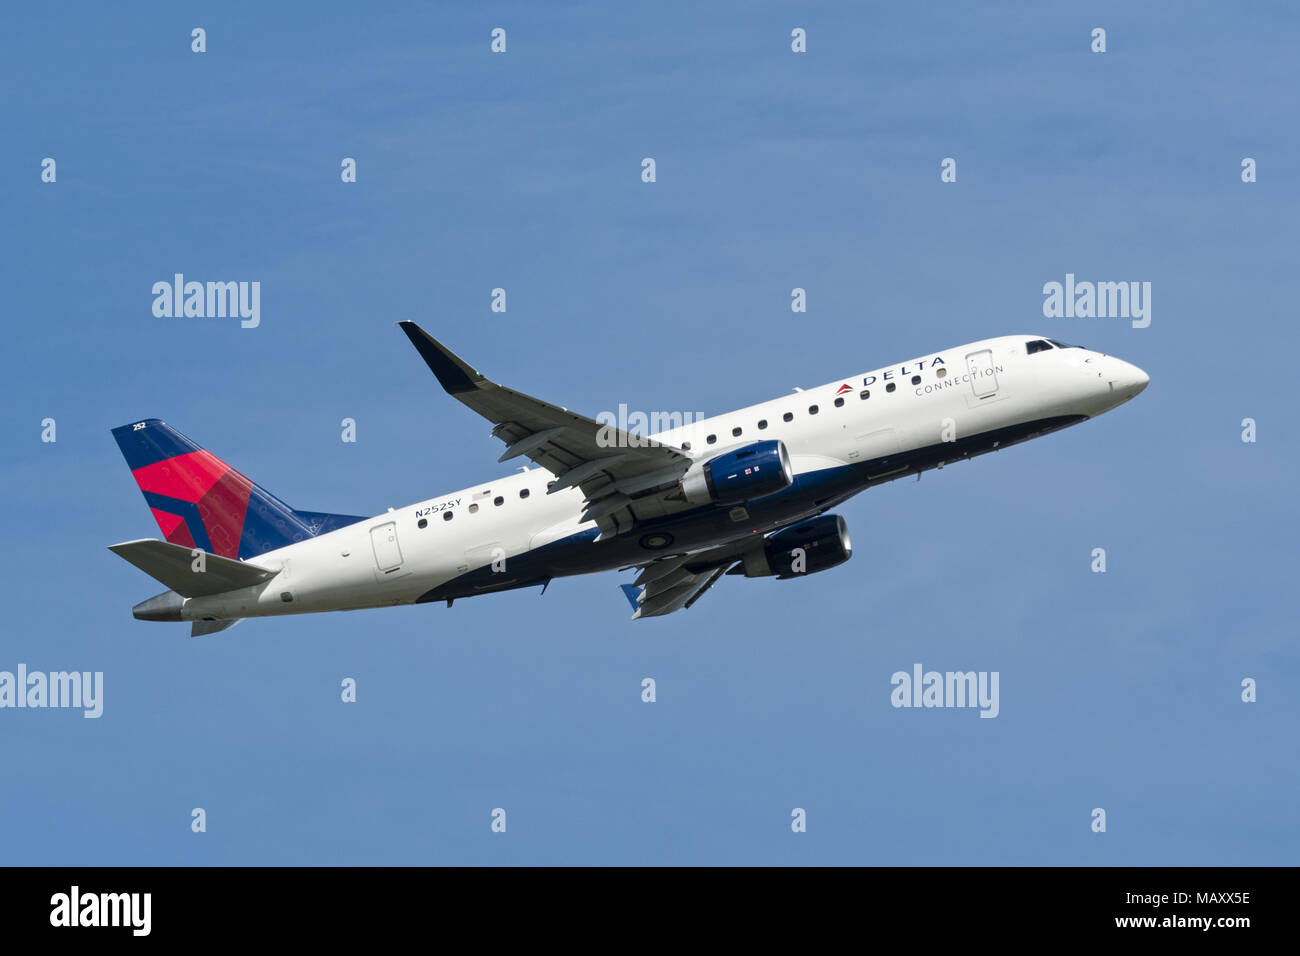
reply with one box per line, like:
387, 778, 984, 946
108, 539, 278, 598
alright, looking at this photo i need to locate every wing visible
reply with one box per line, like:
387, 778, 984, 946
620, 539, 757, 619
399, 321, 694, 535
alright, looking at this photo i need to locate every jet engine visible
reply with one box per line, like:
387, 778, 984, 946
733, 514, 852, 579
679, 440, 793, 505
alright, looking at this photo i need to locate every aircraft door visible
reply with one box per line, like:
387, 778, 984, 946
369, 521, 404, 573
965, 349, 999, 399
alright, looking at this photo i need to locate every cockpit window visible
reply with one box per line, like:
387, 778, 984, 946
1047, 339, 1082, 349
1025, 339, 1053, 354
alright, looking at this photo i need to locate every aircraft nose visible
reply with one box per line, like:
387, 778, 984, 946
1110, 358, 1149, 398
1122, 360, 1149, 395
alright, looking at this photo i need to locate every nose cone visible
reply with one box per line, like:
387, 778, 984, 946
1116, 359, 1150, 398
1095, 354, 1148, 403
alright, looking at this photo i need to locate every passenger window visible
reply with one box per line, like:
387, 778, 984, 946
911, 375, 921, 385
519, 488, 530, 499
469, 503, 479, 513
682, 441, 691, 451
936, 368, 947, 379
885, 382, 896, 393
493, 496, 503, 506
808, 405, 819, 415
418, 518, 428, 529
860, 389, 870, 400
443, 511, 454, 521
707, 434, 717, 444
757, 420, 767, 430
834, 397, 844, 408
732, 426, 742, 437
783, 412, 793, 422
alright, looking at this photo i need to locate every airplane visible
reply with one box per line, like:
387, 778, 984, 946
108, 325, 1148, 634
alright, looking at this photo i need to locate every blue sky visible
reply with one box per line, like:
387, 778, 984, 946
2, 1, 1296, 864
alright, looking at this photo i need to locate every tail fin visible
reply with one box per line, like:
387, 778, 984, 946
111, 419, 365, 560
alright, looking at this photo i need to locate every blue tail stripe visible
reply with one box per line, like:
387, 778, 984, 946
140, 491, 214, 554
111, 419, 195, 471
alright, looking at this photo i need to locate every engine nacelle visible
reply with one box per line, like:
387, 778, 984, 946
737, 514, 852, 579
679, 439, 793, 506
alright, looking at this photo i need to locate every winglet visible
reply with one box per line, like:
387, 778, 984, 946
619, 583, 644, 613
398, 322, 486, 395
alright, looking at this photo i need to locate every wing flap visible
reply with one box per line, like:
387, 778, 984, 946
630, 565, 732, 619
622, 541, 761, 619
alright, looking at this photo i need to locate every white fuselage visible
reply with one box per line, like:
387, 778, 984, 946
178, 335, 1147, 622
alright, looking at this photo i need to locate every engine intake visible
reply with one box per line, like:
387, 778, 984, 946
680, 440, 793, 506
736, 514, 852, 579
